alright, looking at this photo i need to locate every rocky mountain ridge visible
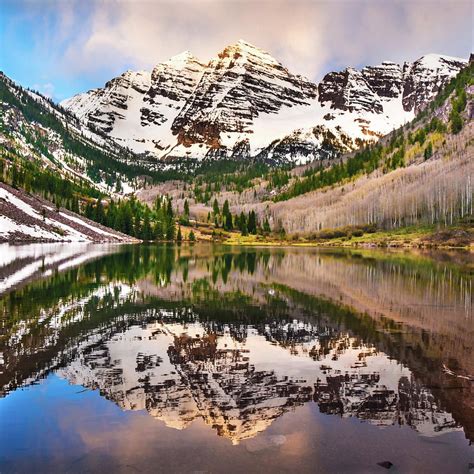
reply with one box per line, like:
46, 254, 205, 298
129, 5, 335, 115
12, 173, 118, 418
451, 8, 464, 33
62, 41, 467, 165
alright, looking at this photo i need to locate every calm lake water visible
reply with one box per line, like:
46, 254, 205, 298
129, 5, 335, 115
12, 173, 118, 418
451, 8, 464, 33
0, 243, 473, 473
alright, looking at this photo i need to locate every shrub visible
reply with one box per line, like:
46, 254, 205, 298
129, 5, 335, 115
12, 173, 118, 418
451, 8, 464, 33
424, 142, 433, 160
451, 110, 463, 134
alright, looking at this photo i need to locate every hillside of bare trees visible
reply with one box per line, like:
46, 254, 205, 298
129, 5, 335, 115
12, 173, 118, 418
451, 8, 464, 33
255, 123, 473, 234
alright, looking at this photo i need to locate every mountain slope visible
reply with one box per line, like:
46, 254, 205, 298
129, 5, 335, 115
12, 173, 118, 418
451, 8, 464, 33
0, 182, 137, 242
0, 72, 180, 243
61, 53, 207, 157
0, 71, 181, 196
62, 42, 467, 165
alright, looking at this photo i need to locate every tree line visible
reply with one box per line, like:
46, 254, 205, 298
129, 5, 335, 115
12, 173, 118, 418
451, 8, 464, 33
83, 195, 180, 241
208, 198, 271, 235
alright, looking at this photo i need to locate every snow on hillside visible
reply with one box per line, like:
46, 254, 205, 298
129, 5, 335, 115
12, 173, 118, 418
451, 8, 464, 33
0, 183, 137, 243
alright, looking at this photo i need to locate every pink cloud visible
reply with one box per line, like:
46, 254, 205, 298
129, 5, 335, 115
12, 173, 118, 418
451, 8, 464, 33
46, 0, 474, 82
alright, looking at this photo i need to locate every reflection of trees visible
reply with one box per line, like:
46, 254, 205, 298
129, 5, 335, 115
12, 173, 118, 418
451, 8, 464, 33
259, 283, 473, 441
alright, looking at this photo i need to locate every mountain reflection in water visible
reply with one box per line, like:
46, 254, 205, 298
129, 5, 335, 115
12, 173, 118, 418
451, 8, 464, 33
0, 244, 472, 452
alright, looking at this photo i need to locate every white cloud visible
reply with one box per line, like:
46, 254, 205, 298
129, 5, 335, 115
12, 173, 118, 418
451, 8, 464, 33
38, 0, 474, 84
32, 82, 55, 99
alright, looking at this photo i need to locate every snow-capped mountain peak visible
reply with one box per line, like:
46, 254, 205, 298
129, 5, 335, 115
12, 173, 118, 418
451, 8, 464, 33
415, 53, 467, 69
61, 44, 467, 165
217, 39, 280, 65
165, 51, 204, 68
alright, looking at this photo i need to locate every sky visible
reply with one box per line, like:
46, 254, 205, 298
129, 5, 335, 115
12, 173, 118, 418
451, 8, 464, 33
0, 0, 472, 102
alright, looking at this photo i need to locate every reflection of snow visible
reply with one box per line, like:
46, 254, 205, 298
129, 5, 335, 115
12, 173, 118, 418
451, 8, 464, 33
0, 243, 118, 294
57, 316, 461, 443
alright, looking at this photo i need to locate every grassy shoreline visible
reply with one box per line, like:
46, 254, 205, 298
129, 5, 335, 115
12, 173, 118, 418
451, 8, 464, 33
217, 224, 473, 250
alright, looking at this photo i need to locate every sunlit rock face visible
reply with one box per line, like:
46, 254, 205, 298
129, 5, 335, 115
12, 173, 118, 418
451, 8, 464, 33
319, 67, 385, 114
401, 55, 468, 113
61, 42, 467, 165
171, 40, 318, 148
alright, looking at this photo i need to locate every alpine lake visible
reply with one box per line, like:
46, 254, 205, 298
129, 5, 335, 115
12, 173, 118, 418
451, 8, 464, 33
0, 243, 472, 473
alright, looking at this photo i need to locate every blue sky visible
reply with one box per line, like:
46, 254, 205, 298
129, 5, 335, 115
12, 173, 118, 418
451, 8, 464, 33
1, 0, 472, 102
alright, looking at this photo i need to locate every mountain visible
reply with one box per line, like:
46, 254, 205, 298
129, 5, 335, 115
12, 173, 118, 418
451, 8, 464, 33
62, 41, 467, 165
0, 72, 178, 242
61, 52, 206, 158
0, 70, 164, 194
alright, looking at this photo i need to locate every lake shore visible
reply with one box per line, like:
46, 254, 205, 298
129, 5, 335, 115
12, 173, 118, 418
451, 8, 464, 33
218, 224, 474, 250
3, 223, 473, 250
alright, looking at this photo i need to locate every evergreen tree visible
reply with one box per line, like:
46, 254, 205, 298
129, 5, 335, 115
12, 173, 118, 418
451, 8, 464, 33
121, 204, 133, 236
177, 226, 182, 242
213, 198, 219, 216
134, 212, 141, 238
263, 217, 271, 234
223, 199, 230, 216
94, 200, 105, 224
424, 142, 433, 160
11, 165, 19, 188
189, 230, 196, 242
165, 216, 176, 241
71, 196, 79, 213
142, 211, 152, 240
451, 110, 463, 134
248, 210, 257, 234
166, 199, 174, 219
183, 199, 190, 222
239, 211, 248, 236
154, 219, 164, 241
221, 199, 234, 230
85, 202, 94, 219
225, 212, 233, 231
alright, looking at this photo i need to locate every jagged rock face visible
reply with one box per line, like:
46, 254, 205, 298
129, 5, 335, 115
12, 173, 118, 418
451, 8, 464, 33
61, 55, 206, 154
172, 40, 318, 147
401, 54, 467, 113
362, 61, 404, 99
62, 70, 152, 135
319, 55, 467, 117
142, 52, 206, 127
319, 68, 383, 114
62, 44, 467, 165
257, 125, 356, 165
